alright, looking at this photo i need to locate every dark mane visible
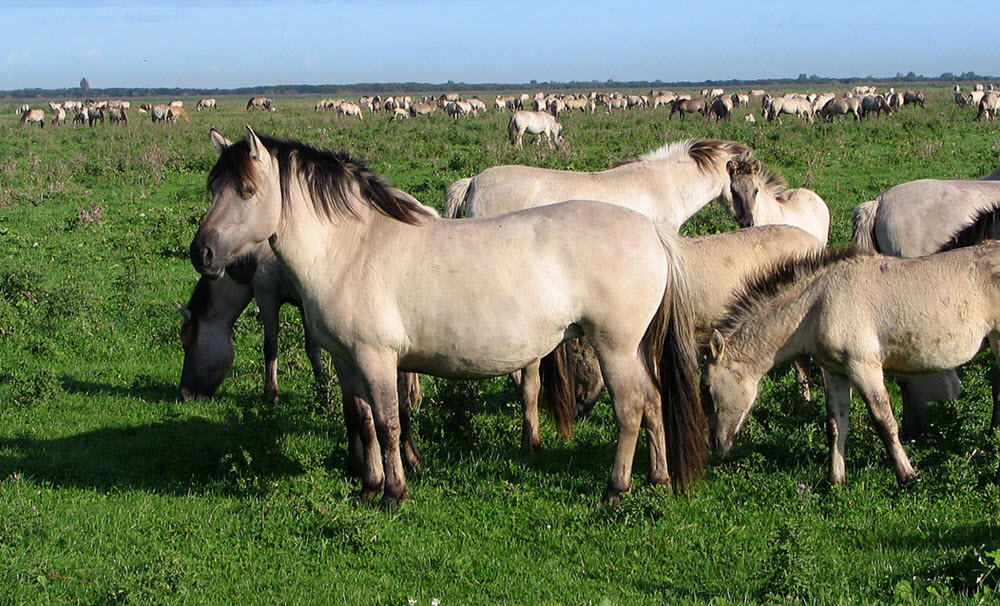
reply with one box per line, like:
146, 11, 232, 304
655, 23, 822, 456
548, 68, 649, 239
935, 204, 1000, 253
716, 247, 860, 340
637, 138, 749, 173
208, 135, 434, 225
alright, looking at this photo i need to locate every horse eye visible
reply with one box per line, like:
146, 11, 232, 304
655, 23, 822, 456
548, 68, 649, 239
241, 185, 256, 199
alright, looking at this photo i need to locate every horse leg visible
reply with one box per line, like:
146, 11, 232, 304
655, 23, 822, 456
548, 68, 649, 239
398, 372, 423, 469
598, 353, 655, 504
300, 308, 326, 381
794, 355, 812, 402
821, 369, 851, 484
356, 353, 408, 505
334, 358, 381, 485
258, 297, 281, 404
520, 360, 542, 454
989, 333, 1000, 434
850, 364, 918, 485
641, 395, 669, 487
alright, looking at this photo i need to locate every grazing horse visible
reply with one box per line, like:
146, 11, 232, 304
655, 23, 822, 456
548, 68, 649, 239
445, 138, 749, 232
727, 155, 830, 245
669, 98, 707, 119
703, 244, 1000, 486
197, 98, 217, 111
408, 102, 436, 118
708, 96, 734, 121
246, 97, 273, 111
819, 97, 861, 121
978, 92, 1000, 122
903, 91, 925, 108
507, 110, 563, 149
176, 238, 423, 472
337, 102, 364, 120
20, 108, 44, 128
190, 127, 705, 505
861, 94, 893, 119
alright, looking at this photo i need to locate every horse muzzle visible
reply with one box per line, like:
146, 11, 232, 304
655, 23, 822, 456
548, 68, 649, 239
712, 433, 733, 454
190, 234, 226, 280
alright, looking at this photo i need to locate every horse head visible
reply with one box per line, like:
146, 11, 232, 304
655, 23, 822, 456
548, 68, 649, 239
702, 330, 759, 453
191, 127, 282, 280
727, 156, 761, 228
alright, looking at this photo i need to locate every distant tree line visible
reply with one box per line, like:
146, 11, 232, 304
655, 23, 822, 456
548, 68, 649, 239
2, 72, 996, 101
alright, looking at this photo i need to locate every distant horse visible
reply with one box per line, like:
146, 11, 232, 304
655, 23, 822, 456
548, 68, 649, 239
507, 110, 563, 149
819, 97, 861, 121
669, 98, 707, 119
190, 127, 706, 505
903, 91, 925, 108
708, 96, 734, 121
766, 96, 815, 123
703, 244, 1000, 486
246, 97, 273, 111
107, 107, 128, 125
197, 98, 217, 111
445, 138, 749, 232
337, 102, 364, 120
176, 237, 423, 473
167, 106, 190, 123
978, 92, 1000, 122
51, 106, 66, 125
727, 155, 830, 245
408, 102, 436, 118
20, 108, 44, 128
861, 94, 893, 119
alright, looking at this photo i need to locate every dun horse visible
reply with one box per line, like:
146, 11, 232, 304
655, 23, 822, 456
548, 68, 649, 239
727, 155, 830, 245
702, 244, 1000, 486
190, 127, 705, 505
445, 138, 749, 232
853, 176, 1000, 435
176, 239, 422, 472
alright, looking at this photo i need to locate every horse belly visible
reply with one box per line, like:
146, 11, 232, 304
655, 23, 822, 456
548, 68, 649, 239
881, 325, 986, 374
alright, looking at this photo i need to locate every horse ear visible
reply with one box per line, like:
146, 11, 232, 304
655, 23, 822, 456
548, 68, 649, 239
245, 126, 267, 162
709, 330, 726, 362
726, 159, 738, 174
750, 159, 761, 174
210, 129, 233, 155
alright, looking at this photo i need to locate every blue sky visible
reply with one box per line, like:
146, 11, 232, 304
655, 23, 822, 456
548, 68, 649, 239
3, 0, 998, 90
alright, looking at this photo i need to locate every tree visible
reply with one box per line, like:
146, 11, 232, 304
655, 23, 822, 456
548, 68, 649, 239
80, 77, 90, 92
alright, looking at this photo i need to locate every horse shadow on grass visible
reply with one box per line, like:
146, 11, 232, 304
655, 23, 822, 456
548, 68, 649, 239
882, 521, 1000, 599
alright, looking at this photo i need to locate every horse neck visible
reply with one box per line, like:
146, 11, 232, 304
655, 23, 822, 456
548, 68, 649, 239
648, 159, 731, 228
725, 278, 820, 379
197, 275, 254, 330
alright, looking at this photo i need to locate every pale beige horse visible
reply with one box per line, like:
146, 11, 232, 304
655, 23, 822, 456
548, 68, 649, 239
507, 110, 563, 149
703, 244, 1000, 486
727, 155, 830, 245
568, 225, 825, 418
190, 127, 706, 505
852, 174, 1000, 435
445, 139, 749, 232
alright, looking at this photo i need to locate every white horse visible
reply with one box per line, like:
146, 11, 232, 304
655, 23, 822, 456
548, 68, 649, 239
190, 127, 706, 505
197, 98, 217, 111
507, 110, 563, 149
445, 139, 748, 232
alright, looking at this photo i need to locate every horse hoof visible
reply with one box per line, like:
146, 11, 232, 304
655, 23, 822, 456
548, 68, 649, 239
358, 487, 381, 502
649, 474, 671, 488
898, 473, 921, 488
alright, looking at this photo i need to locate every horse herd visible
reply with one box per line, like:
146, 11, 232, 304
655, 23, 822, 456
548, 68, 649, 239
175, 126, 1000, 507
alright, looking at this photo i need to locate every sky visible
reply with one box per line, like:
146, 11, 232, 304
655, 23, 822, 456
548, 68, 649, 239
2, 0, 999, 90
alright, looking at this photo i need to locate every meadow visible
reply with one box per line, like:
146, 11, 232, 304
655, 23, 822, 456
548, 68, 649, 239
2, 88, 1000, 604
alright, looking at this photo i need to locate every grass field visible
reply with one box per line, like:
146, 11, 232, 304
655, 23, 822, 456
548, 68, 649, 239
3, 88, 1000, 604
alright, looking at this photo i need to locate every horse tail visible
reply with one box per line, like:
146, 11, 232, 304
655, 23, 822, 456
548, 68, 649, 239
851, 199, 881, 253
540, 343, 578, 438
643, 225, 706, 494
444, 177, 472, 218
508, 114, 518, 144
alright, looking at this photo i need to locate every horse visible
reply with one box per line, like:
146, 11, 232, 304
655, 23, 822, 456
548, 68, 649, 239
167, 107, 190, 123
903, 91, 925, 108
702, 243, 1000, 486
819, 97, 860, 121
20, 108, 44, 128
246, 97, 273, 111
567, 225, 825, 419
669, 98, 707, 120
445, 138, 749, 232
408, 102, 436, 118
507, 110, 563, 149
978, 92, 1000, 122
727, 155, 830, 245
708, 96, 733, 121
852, 176, 1000, 436
861, 94, 893, 119
197, 98, 217, 111
107, 107, 128, 125
766, 96, 815, 123
176, 238, 423, 473
337, 102, 364, 120
190, 127, 706, 505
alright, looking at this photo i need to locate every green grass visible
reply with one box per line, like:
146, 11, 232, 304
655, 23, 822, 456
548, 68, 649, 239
2, 89, 1000, 604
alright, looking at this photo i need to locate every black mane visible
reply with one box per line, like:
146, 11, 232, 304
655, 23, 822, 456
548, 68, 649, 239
208, 134, 433, 225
